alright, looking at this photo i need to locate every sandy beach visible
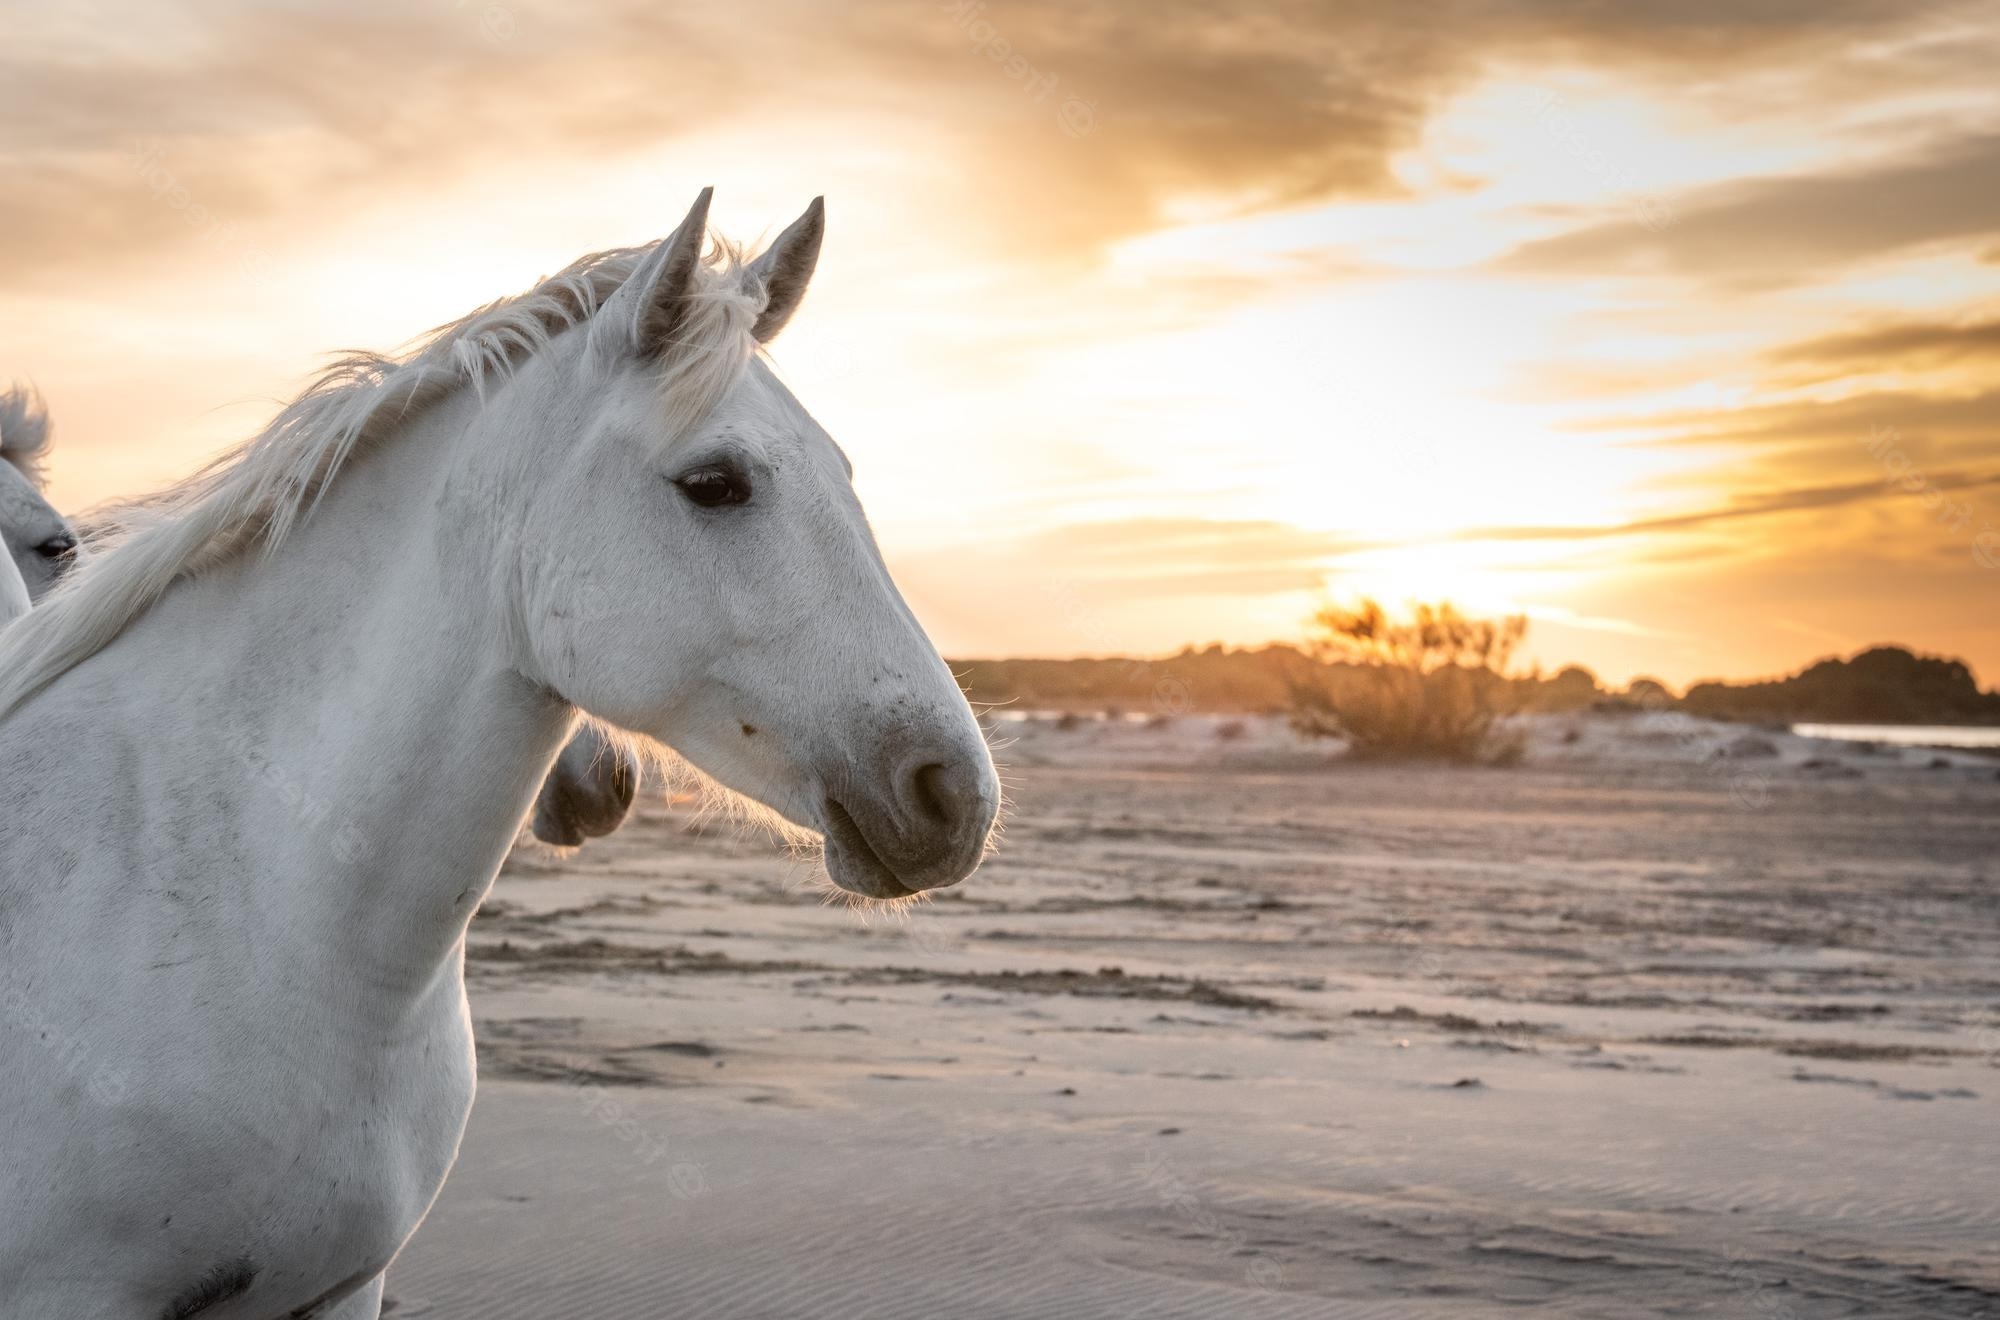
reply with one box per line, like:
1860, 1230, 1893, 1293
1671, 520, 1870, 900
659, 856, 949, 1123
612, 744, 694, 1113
384, 713, 2000, 1318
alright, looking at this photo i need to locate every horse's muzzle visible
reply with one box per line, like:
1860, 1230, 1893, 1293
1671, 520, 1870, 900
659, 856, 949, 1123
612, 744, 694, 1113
819, 745, 998, 899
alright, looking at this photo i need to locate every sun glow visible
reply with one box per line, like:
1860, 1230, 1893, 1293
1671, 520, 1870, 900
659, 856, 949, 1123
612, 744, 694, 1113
8, 10, 2000, 686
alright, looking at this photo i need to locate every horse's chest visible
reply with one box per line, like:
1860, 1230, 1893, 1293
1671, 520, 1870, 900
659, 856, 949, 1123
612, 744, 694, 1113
119, 996, 477, 1313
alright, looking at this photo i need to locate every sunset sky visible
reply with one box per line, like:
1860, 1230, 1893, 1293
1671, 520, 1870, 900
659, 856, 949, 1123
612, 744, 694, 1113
4, 1, 1998, 688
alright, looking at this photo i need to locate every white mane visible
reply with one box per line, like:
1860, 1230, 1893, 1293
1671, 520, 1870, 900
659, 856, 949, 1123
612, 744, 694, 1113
0, 384, 52, 491
0, 235, 764, 722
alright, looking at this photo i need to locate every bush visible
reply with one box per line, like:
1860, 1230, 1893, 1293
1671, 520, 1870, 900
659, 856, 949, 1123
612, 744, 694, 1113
1289, 600, 1527, 763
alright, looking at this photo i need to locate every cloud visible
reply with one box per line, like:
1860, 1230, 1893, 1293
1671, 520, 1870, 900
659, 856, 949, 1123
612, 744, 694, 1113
0, 0, 1977, 286
891, 514, 1372, 657
1453, 471, 2000, 543
1499, 134, 2000, 288
1574, 386, 2000, 478
1765, 314, 2000, 378
1019, 516, 1368, 596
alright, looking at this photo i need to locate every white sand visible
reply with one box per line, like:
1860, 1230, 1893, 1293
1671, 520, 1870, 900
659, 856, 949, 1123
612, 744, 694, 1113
386, 714, 2000, 1317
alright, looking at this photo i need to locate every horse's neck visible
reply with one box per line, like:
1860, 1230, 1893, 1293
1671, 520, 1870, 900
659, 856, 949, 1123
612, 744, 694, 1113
110, 391, 572, 992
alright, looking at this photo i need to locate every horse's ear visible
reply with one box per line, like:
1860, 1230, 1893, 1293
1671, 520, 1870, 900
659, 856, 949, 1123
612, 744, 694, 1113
749, 197, 824, 343
612, 187, 714, 361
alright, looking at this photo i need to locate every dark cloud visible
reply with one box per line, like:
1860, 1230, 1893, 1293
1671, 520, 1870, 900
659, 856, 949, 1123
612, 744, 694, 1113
1595, 388, 2000, 468
1767, 315, 2000, 374
1454, 471, 2000, 543
1500, 134, 2000, 288
0, 0, 1978, 284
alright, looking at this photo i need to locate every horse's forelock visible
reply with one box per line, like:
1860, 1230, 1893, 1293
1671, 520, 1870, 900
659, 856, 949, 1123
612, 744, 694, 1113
0, 384, 52, 490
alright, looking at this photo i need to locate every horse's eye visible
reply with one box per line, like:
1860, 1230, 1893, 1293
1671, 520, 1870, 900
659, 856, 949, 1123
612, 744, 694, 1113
35, 532, 77, 561
674, 465, 752, 509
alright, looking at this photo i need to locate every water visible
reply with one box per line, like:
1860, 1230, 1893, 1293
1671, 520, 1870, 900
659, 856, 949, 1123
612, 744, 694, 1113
992, 709, 1160, 724
1793, 722, 2000, 750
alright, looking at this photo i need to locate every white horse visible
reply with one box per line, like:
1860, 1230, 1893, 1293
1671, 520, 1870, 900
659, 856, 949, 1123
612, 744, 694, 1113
0, 385, 82, 602
0, 190, 1000, 1318
10, 386, 635, 851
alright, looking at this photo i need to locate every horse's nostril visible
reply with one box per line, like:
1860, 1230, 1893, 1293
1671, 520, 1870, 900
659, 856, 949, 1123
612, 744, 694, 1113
609, 758, 638, 811
910, 762, 953, 825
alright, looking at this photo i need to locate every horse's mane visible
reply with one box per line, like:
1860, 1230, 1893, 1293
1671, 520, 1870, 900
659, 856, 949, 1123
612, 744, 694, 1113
0, 384, 52, 491
0, 233, 763, 722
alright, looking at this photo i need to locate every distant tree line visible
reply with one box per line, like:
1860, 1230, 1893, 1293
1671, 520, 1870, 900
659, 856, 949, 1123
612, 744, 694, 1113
1679, 646, 2000, 725
951, 642, 2000, 728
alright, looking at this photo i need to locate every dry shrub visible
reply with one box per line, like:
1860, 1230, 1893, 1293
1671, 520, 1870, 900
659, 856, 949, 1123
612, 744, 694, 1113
1290, 600, 1527, 764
